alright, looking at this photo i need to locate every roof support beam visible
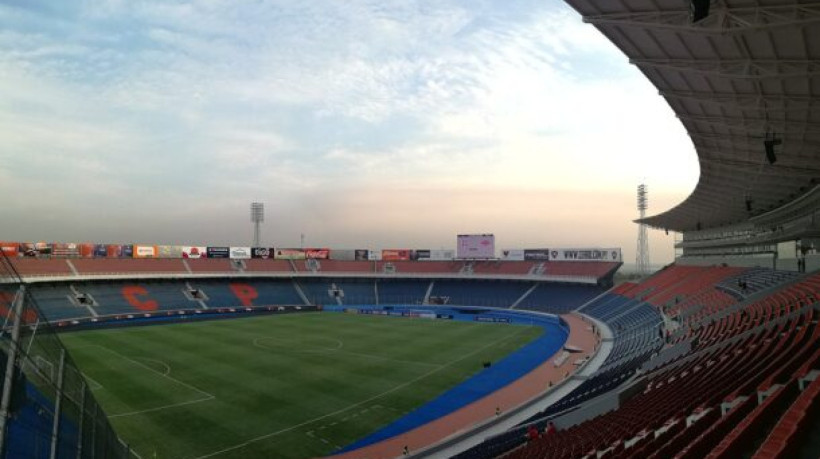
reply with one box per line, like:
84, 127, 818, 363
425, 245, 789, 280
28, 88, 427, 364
584, 5, 820, 34
661, 90, 815, 111
677, 114, 820, 135
632, 58, 820, 80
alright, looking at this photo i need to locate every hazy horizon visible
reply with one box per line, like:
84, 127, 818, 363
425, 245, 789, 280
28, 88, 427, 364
0, 0, 698, 266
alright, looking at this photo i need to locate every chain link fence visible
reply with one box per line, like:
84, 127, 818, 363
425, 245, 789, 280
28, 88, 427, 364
0, 253, 130, 459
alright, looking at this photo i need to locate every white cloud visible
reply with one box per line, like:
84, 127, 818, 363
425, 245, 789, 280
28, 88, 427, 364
0, 0, 697, 264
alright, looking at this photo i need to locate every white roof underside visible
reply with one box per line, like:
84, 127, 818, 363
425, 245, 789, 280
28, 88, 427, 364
564, 0, 820, 232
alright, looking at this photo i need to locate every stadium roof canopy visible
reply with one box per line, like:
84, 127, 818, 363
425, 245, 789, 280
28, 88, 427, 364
564, 0, 820, 232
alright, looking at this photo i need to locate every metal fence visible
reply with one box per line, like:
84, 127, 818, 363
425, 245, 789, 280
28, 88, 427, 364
0, 253, 130, 459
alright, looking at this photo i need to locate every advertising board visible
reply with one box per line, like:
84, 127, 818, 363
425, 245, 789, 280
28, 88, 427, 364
19, 243, 38, 257
105, 245, 122, 258
0, 242, 19, 257
549, 248, 622, 262
93, 244, 107, 258
159, 245, 182, 258
133, 245, 158, 258
230, 246, 252, 259
274, 248, 305, 260
500, 249, 525, 261
207, 247, 230, 258
457, 234, 495, 259
524, 249, 551, 261
355, 249, 369, 261
367, 250, 382, 261
251, 247, 274, 259
182, 246, 207, 259
304, 248, 330, 259
382, 249, 411, 261
77, 243, 95, 258
121, 245, 134, 258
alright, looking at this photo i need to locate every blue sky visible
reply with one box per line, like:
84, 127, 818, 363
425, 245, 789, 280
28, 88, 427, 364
0, 0, 698, 265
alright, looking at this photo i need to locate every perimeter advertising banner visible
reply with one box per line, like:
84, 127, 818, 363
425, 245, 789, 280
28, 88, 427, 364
0, 242, 19, 257
207, 247, 230, 258
133, 245, 158, 258
34, 242, 52, 256
524, 249, 551, 261
329, 249, 360, 261
382, 249, 411, 261
368, 250, 382, 261
457, 234, 495, 259
106, 245, 122, 258
159, 245, 182, 258
430, 249, 455, 260
19, 243, 38, 257
52, 243, 79, 258
274, 249, 305, 260
500, 249, 525, 261
93, 244, 107, 258
355, 249, 369, 261
251, 247, 274, 259
304, 248, 330, 259
230, 247, 252, 259
412, 250, 430, 261
182, 246, 207, 259
549, 248, 622, 262
121, 245, 134, 258
78, 243, 95, 258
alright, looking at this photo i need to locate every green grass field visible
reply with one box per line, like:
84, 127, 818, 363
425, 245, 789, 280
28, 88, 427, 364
59, 312, 542, 459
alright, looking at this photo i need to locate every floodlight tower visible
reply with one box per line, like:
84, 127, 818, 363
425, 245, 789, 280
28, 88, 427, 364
251, 202, 264, 247
636, 184, 650, 277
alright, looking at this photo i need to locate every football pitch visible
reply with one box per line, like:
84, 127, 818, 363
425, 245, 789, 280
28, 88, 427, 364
60, 312, 543, 459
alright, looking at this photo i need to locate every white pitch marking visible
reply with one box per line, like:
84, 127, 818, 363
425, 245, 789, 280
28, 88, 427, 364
193, 326, 530, 459
109, 396, 214, 418
90, 345, 215, 399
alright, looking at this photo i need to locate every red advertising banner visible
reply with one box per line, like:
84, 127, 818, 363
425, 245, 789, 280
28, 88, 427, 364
106, 245, 123, 258
79, 243, 95, 258
304, 248, 330, 259
382, 249, 411, 261
0, 242, 19, 257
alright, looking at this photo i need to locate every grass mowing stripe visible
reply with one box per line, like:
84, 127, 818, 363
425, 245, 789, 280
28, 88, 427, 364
62, 314, 543, 458
192, 323, 532, 459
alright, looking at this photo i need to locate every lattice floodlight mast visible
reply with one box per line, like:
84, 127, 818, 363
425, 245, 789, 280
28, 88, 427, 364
636, 184, 650, 277
251, 202, 264, 247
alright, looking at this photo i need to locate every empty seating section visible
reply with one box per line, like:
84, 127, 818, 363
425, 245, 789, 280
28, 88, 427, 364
297, 279, 339, 305
8, 258, 72, 277
543, 261, 619, 279
185, 258, 234, 273
243, 259, 294, 272
78, 282, 194, 314
297, 279, 376, 304
191, 280, 302, 307
471, 261, 535, 275
71, 258, 186, 274
430, 280, 531, 308
470, 265, 820, 459
376, 280, 430, 304
517, 284, 602, 314
519, 295, 662, 425
716, 267, 801, 300
28, 284, 88, 321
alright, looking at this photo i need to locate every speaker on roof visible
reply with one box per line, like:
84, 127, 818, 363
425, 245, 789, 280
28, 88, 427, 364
690, 0, 710, 23
764, 138, 782, 164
